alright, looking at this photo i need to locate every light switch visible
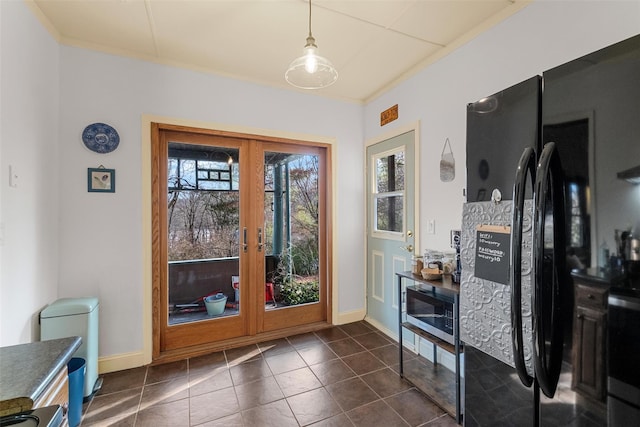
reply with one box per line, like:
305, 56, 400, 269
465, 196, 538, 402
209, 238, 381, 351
427, 219, 435, 234
9, 165, 18, 188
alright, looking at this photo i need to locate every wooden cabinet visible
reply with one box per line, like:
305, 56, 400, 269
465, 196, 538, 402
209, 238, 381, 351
572, 281, 608, 401
0, 365, 69, 419
33, 366, 69, 413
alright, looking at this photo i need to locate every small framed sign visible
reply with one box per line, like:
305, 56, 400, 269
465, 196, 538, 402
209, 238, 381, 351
380, 104, 398, 126
474, 224, 511, 284
88, 167, 115, 193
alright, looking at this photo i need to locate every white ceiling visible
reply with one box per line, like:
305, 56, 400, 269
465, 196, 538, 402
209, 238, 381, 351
28, 0, 528, 103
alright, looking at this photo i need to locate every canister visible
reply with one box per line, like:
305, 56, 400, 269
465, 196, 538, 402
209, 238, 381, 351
424, 250, 443, 270
412, 256, 424, 275
442, 251, 456, 275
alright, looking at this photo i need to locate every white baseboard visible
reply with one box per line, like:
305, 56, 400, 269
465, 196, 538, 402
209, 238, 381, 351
363, 315, 417, 353
335, 308, 366, 325
98, 351, 149, 374
99, 309, 381, 374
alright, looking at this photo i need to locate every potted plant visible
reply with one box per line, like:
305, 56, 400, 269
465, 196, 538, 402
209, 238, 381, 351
273, 248, 319, 306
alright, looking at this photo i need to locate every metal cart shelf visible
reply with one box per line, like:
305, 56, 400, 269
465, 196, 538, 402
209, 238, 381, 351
396, 271, 463, 424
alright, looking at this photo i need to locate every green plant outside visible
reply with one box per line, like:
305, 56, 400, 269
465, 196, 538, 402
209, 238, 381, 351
278, 277, 319, 306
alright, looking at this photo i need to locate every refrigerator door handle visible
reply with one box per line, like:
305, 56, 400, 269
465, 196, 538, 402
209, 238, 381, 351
510, 147, 536, 388
533, 141, 567, 398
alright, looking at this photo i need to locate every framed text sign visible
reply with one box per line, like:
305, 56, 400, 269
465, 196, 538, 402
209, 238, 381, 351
380, 104, 398, 126
474, 224, 511, 284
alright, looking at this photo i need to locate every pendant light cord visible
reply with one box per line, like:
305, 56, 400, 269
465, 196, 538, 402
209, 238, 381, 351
308, 0, 313, 38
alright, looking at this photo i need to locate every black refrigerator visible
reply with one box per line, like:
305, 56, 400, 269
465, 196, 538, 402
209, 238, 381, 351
461, 34, 640, 426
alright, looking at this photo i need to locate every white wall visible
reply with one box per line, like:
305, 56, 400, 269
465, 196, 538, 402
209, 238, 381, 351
364, 0, 640, 256
56, 47, 364, 363
0, 1, 60, 345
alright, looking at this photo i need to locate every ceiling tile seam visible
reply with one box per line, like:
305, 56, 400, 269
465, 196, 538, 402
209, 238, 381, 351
383, 1, 418, 30
386, 27, 446, 48
317, 1, 412, 31
383, 0, 446, 47
333, 32, 429, 88
144, 0, 160, 57
363, 1, 532, 104
316, 3, 445, 47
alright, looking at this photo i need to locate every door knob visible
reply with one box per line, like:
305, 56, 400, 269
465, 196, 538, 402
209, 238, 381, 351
401, 245, 414, 253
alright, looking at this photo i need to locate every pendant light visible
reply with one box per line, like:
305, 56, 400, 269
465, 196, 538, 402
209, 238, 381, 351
285, 0, 338, 89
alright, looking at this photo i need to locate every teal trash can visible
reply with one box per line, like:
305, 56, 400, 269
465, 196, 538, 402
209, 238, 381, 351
68, 357, 86, 427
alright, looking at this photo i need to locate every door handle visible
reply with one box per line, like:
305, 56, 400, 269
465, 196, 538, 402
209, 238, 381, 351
243, 227, 248, 253
533, 141, 567, 399
511, 147, 535, 388
401, 244, 413, 253
257, 227, 263, 252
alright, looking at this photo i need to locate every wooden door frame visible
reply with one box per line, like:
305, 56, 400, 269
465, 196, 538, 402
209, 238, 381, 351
149, 121, 333, 362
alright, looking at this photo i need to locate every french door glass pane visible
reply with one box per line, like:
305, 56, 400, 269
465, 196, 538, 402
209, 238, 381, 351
167, 142, 240, 325
264, 152, 320, 308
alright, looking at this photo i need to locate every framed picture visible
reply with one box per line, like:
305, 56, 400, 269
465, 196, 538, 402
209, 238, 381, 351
88, 167, 115, 193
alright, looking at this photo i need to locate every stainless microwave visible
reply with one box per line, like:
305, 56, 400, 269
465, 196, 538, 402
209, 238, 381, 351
406, 285, 455, 345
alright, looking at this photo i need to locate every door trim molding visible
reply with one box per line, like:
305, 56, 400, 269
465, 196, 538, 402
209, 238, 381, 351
140, 114, 337, 367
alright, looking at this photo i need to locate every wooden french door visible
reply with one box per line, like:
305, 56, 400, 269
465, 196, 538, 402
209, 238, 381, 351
151, 123, 330, 357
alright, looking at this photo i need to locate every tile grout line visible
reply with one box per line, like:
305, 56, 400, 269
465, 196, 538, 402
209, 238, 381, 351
85, 323, 456, 426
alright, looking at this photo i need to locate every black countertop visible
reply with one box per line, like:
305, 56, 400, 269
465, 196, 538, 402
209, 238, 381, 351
0, 336, 81, 415
571, 267, 627, 286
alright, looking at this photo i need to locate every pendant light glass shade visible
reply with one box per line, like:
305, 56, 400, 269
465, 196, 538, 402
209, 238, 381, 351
285, 1, 338, 89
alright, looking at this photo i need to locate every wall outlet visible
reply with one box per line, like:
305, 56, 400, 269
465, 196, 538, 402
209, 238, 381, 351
427, 219, 435, 234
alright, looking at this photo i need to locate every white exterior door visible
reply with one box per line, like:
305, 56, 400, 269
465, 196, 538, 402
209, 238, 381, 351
366, 129, 417, 334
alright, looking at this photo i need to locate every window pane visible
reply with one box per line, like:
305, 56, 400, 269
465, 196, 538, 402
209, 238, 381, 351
167, 142, 240, 325
376, 152, 405, 193
376, 195, 403, 232
264, 152, 320, 308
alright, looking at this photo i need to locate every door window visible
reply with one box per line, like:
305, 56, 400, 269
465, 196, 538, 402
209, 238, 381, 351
264, 153, 320, 308
167, 143, 240, 325
373, 149, 405, 236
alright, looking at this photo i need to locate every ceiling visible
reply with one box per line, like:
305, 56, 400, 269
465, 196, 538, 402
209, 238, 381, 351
28, 0, 529, 103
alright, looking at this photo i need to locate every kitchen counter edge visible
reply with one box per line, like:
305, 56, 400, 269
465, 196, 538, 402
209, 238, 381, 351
0, 336, 81, 415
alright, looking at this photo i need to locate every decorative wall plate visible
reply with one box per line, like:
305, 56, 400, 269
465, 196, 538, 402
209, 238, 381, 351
82, 123, 119, 153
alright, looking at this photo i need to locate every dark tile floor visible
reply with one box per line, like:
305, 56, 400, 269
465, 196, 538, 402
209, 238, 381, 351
81, 321, 458, 426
